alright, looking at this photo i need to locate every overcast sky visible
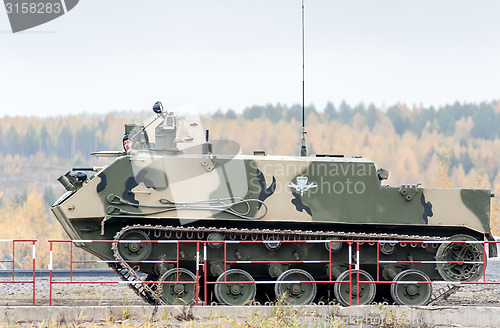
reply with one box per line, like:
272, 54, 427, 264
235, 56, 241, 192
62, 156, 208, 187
1, 0, 499, 117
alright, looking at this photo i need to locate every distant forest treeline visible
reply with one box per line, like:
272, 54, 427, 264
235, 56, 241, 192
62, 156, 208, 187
222, 100, 500, 139
1, 100, 500, 159
0, 113, 131, 160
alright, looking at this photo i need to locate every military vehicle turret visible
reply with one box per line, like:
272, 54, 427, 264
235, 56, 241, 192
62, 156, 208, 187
52, 102, 496, 306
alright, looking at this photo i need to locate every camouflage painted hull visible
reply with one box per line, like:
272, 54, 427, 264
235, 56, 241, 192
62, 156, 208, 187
52, 152, 492, 239
51, 150, 494, 305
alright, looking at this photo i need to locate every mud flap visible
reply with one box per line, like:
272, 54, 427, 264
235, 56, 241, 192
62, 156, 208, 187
486, 234, 498, 258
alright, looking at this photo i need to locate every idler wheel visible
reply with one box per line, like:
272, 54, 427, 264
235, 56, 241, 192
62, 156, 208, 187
274, 269, 317, 305
214, 269, 256, 306
117, 230, 152, 261
159, 268, 197, 305
334, 270, 376, 306
436, 234, 485, 282
390, 269, 432, 306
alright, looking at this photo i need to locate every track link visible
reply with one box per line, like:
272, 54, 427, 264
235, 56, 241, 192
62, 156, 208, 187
428, 284, 461, 305
108, 262, 160, 305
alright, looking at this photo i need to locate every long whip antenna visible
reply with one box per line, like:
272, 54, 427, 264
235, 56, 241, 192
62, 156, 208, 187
300, 0, 307, 156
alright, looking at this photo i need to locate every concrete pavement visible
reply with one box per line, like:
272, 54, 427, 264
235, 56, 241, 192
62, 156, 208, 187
1, 305, 500, 327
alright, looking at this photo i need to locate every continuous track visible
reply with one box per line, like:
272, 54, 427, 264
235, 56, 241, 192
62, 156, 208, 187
110, 224, 460, 306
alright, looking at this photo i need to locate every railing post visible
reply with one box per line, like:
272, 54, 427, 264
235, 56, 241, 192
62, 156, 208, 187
195, 241, 200, 306
348, 241, 352, 306
49, 241, 53, 306
70, 242, 73, 282
204, 242, 208, 306
223, 241, 227, 282
328, 241, 332, 282
483, 240, 487, 281
11, 240, 15, 281
376, 241, 380, 282
32, 241, 36, 306
356, 241, 360, 305
176, 240, 180, 281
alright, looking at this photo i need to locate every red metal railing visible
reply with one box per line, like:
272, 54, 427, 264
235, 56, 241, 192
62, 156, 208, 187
46, 238, 499, 306
0, 239, 36, 305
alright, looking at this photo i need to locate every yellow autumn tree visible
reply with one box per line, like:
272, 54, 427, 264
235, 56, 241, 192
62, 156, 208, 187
0, 192, 71, 269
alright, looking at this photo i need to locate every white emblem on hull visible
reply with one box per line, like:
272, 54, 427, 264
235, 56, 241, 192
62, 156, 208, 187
288, 176, 317, 196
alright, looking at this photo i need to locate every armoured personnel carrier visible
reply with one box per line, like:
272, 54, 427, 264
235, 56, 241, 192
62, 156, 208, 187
52, 102, 496, 306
